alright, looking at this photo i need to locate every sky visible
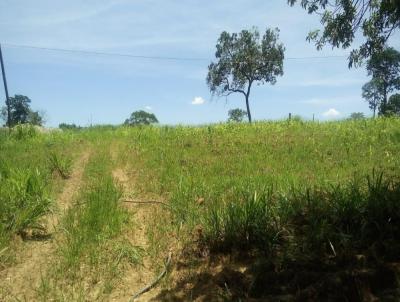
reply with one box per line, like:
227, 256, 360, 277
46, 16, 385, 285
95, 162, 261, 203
0, 0, 399, 127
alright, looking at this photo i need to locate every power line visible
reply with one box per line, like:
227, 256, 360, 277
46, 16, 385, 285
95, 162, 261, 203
2, 42, 348, 62
3, 43, 207, 62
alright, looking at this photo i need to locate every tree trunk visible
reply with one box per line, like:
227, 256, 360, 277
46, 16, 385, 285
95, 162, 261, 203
382, 81, 388, 115
245, 81, 253, 123
245, 95, 252, 123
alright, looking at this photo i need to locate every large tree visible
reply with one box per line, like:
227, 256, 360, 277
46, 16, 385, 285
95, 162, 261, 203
288, 0, 400, 67
1, 95, 44, 126
124, 110, 158, 126
366, 47, 400, 110
207, 27, 285, 123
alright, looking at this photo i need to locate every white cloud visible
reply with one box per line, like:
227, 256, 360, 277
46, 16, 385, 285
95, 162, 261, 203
145, 106, 152, 111
322, 108, 341, 118
191, 97, 205, 105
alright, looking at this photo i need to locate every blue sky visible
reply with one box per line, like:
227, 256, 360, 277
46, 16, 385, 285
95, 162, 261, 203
0, 0, 399, 127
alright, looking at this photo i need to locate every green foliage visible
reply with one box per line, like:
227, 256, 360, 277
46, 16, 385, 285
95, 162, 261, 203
48, 152, 72, 179
227, 108, 247, 122
59, 123, 82, 130
367, 47, 400, 115
384, 93, 400, 115
349, 112, 365, 120
362, 79, 382, 117
126, 118, 400, 259
124, 110, 158, 126
61, 175, 125, 269
28, 110, 44, 126
204, 190, 280, 253
0, 167, 51, 235
290, 114, 303, 122
288, 0, 400, 67
11, 124, 39, 140
1, 95, 44, 127
207, 27, 285, 122
55, 148, 130, 287
202, 173, 400, 256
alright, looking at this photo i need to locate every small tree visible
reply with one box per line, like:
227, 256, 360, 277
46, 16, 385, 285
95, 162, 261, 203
207, 27, 285, 123
349, 112, 365, 120
124, 110, 158, 126
1, 95, 44, 126
228, 108, 247, 122
362, 79, 382, 118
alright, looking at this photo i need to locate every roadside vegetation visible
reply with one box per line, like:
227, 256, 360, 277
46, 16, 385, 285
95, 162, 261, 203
126, 118, 400, 300
0, 126, 82, 265
1, 118, 400, 300
38, 141, 142, 301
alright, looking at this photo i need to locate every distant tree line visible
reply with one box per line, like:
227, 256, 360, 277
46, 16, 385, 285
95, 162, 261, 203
59, 123, 82, 130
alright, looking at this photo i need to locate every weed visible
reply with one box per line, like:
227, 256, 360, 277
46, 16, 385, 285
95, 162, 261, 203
48, 152, 72, 179
0, 168, 51, 235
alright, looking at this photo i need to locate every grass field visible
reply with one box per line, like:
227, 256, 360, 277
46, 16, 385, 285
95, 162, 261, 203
0, 119, 400, 301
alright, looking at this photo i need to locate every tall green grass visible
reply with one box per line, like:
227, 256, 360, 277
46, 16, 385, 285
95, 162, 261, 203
39, 143, 141, 300
61, 175, 125, 271
0, 129, 85, 265
202, 172, 400, 256
122, 118, 400, 258
0, 167, 50, 235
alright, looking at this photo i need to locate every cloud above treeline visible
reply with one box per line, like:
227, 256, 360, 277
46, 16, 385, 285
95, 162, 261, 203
145, 106, 152, 110
191, 97, 205, 105
322, 108, 341, 118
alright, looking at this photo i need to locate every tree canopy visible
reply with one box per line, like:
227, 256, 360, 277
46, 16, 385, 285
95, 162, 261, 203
362, 47, 400, 116
207, 27, 285, 123
349, 112, 365, 120
362, 79, 382, 117
385, 93, 400, 115
1, 95, 44, 127
288, 0, 400, 67
228, 108, 247, 122
124, 110, 159, 126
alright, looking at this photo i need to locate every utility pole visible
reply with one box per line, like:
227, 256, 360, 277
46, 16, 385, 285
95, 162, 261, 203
0, 44, 11, 129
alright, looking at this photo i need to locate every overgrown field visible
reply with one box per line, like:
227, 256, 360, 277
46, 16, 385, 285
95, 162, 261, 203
1, 119, 400, 301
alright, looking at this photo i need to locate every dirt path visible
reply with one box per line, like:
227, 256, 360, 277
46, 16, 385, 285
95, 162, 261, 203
0, 151, 90, 301
110, 168, 164, 302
